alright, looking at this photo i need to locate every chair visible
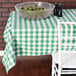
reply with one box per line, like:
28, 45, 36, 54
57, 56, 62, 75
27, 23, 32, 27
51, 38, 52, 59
52, 20, 76, 76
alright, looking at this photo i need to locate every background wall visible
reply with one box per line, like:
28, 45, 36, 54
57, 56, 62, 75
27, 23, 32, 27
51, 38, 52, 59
0, 0, 76, 51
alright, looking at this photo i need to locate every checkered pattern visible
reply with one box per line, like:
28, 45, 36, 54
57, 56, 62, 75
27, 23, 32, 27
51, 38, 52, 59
2, 13, 16, 73
2, 9, 76, 73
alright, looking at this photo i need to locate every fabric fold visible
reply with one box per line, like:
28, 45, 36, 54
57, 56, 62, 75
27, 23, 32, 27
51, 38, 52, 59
2, 12, 16, 73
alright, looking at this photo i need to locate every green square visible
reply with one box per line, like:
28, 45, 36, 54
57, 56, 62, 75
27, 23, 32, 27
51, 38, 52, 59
51, 40, 54, 43
41, 31, 44, 33
68, 31, 70, 33
63, 31, 65, 34
25, 36, 28, 38
68, 26, 71, 29
20, 44, 23, 46
14, 48, 17, 51
30, 31, 33, 34
8, 58, 10, 61
45, 52, 48, 54
35, 40, 39, 43
52, 31, 55, 34
4, 52, 6, 55
41, 40, 44, 43
52, 35, 54, 38
30, 36, 33, 38
46, 35, 49, 38
46, 31, 49, 33
19, 31, 22, 34
46, 40, 49, 43
51, 49, 54, 51
30, 40, 33, 43
40, 44, 44, 47
67, 39, 70, 43
25, 31, 28, 34
35, 52, 38, 55
15, 52, 18, 56
56, 45, 58, 47
9, 51, 11, 54
25, 40, 28, 43
61, 47, 64, 50
36, 36, 38, 38
20, 36, 22, 38
73, 31, 76, 33
71, 46, 74, 50
61, 45, 64, 50
11, 55, 14, 58
14, 40, 17, 42
14, 44, 17, 46
25, 51, 28, 54
14, 36, 17, 38
62, 25, 65, 29
35, 48, 38, 51
10, 43, 13, 46
25, 44, 28, 47
30, 48, 33, 51
7, 65, 9, 69
40, 52, 43, 55
20, 51, 23, 55
46, 49, 48, 51
62, 39, 65, 43
30, 44, 33, 47
19, 40, 22, 42
9, 62, 12, 65
66, 46, 69, 50
72, 39, 75, 43
56, 48, 58, 51
41, 35, 44, 38
35, 44, 39, 47
40, 49, 43, 51
30, 52, 33, 54
36, 31, 39, 34
25, 48, 28, 50
51, 44, 54, 47
19, 48, 22, 50
46, 44, 49, 47
2, 61, 5, 64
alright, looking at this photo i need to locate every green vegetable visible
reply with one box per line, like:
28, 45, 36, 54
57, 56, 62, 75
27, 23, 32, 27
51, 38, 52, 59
21, 6, 45, 11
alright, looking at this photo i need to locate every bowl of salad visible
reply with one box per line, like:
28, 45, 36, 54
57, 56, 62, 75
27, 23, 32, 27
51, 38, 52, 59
15, 2, 55, 20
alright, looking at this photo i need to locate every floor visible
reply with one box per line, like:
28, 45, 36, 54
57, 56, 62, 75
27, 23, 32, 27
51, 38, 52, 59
52, 52, 76, 68
62, 74, 76, 76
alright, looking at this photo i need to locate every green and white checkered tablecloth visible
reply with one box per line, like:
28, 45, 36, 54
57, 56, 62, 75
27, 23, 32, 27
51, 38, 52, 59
2, 9, 76, 73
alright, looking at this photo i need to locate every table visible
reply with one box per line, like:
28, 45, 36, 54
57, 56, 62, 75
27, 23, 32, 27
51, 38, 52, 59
2, 9, 76, 73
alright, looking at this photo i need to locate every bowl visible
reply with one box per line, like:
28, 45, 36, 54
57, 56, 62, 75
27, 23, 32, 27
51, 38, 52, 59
15, 2, 55, 20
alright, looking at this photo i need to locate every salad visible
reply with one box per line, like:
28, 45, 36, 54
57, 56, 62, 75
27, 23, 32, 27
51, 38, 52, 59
21, 5, 45, 11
